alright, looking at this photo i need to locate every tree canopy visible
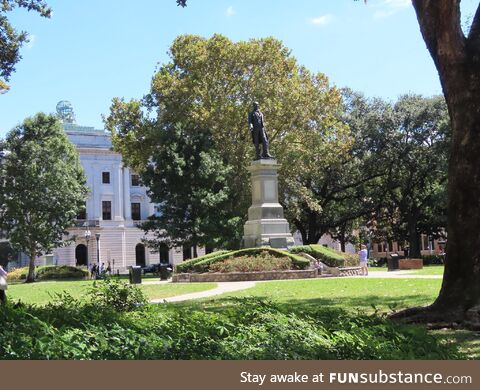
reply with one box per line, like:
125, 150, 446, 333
0, 0, 51, 92
0, 113, 88, 282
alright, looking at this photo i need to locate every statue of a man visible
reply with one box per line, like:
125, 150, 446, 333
248, 101, 273, 160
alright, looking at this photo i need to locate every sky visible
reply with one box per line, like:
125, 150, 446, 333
0, 0, 478, 136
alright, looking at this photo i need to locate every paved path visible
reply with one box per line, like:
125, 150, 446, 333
150, 281, 256, 303
362, 270, 442, 279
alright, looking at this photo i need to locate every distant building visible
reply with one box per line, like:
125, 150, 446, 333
11, 102, 204, 271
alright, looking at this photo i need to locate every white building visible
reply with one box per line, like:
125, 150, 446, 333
13, 102, 204, 272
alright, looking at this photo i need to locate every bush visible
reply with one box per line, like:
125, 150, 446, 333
7, 265, 88, 283
368, 258, 387, 267
290, 245, 359, 267
0, 296, 462, 360
175, 250, 230, 273
88, 278, 147, 312
421, 255, 445, 265
185, 248, 309, 273
210, 253, 292, 273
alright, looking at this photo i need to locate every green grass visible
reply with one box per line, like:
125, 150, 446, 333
213, 278, 442, 312
6, 280, 216, 305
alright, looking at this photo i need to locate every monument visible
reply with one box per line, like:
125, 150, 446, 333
242, 102, 295, 249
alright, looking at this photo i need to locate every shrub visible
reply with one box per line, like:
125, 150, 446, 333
210, 253, 292, 273
175, 250, 230, 273
0, 296, 462, 360
189, 248, 309, 273
290, 245, 359, 267
7, 265, 88, 283
88, 278, 147, 312
421, 255, 445, 265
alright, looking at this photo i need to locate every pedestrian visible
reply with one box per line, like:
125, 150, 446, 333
358, 244, 369, 276
0, 265, 8, 304
106, 261, 112, 275
100, 262, 105, 276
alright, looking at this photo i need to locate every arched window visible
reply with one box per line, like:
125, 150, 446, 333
135, 243, 146, 267
75, 244, 87, 266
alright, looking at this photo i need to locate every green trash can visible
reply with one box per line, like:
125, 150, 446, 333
129, 266, 142, 284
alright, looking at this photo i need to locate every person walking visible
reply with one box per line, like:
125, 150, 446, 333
358, 244, 369, 276
0, 265, 8, 304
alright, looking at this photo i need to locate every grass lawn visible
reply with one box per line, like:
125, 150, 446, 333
368, 265, 444, 275
7, 280, 216, 305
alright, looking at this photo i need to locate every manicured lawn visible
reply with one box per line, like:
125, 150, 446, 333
7, 280, 216, 305
214, 277, 441, 312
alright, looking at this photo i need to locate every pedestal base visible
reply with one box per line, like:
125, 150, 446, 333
242, 159, 294, 249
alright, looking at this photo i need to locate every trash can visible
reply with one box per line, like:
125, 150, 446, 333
159, 264, 172, 280
129, 266, 142, 284
387, 253, 399, 271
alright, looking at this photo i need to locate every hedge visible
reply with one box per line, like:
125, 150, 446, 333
7, 265, 89, 282
176, 247, 310, 274
290, 245, 359, 267
175, 250, 230, 273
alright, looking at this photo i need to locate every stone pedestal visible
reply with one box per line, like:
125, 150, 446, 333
242, 159, 295, 249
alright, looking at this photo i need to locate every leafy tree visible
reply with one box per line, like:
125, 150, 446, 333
0, 113, 88, 282
372, 95, 450, 258
106, 34, 343, 248
0, 241, 16, 268
176, 0, 480, 328
0, 0, 51, 92
140, 122, 235, 255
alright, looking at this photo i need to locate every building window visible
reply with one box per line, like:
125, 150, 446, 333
131, 203, 141, 221
102, 201, 112, 220
102, 172, 110, 184
76, 202, 87, 220
131, 174, 140, 186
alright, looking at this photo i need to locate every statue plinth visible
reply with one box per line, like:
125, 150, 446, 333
242, 159, 295, 249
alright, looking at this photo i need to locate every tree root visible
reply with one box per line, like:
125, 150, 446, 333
389, 305, 469, 330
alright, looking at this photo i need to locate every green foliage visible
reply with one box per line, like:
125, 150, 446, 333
177, 247, 309, 273
139, 123, 238, 250
0, 295, 461, 359
0, 113, 88, 281
7, 265, 89, 283
0, 241, 16, 267
175, 250, 230, 273
290, 244, 359, 267
0, 1, 51, 92
210, 253, 292, 273
88, 278, 147, 312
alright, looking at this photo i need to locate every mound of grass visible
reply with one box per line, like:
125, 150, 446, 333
176, 247, 309, 274
290, 244, 358, 267
175, 250, 230, 273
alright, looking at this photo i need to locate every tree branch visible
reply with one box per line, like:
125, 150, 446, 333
412, 0, 467, 93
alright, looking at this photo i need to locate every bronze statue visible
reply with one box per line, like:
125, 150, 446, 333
248, 101, 273, 160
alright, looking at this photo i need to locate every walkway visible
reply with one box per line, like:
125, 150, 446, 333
150, 281, 256, 304
363, 270, 442, 279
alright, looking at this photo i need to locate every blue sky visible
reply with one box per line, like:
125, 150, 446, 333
0, 0, 477, 136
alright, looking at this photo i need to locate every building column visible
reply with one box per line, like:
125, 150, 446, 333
113, 165, 123, 221
123, 167, 131, 221
93, 164, 101, 219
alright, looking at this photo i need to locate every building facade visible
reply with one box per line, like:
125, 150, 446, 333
10, 102, 204, 271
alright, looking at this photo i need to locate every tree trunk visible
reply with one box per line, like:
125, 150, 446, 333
193, 245, 198, 258
407, 218, 421, 258
392, 1, 480, 329
26, 249, 36, 283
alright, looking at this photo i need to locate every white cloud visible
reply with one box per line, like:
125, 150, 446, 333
308, 14, 334, 26
373, 0, 411, 19
226, 6, 235, 17
26, 34, 36, 49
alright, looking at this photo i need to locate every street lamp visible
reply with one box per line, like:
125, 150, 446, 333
84, 228, 91, 269
95, 233, 101, 265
